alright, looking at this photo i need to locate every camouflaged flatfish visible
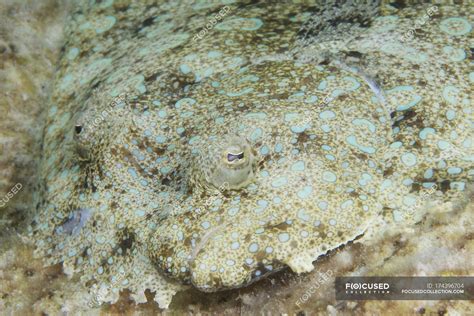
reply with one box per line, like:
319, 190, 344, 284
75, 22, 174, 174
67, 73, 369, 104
29, 0, 473, 308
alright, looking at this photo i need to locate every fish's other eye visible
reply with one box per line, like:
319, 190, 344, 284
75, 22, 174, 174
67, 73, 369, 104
75, 125, 83, 134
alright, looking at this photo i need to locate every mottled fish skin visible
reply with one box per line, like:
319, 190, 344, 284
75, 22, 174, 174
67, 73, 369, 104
30, 0, 472, 307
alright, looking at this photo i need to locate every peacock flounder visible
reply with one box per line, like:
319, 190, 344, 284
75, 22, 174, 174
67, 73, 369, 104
30, 0, 472, 308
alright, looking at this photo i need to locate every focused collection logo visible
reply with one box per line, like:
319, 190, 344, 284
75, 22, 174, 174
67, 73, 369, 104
344, 282, 390, 294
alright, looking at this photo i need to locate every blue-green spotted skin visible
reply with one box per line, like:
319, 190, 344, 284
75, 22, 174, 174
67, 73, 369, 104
30, 0, 472, 307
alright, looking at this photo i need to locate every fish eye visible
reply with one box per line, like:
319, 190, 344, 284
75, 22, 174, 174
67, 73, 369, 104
75, 125, 83, 134
227, 151, 244, 162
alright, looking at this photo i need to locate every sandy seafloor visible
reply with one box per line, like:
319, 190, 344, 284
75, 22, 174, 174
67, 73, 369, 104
0, 0, 473, 315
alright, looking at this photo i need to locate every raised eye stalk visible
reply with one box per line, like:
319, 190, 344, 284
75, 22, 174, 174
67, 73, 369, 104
195, 136, 256, 191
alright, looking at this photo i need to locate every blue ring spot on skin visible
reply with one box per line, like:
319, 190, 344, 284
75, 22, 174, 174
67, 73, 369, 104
419, 127, 436, 140
319, 110, 336, 120
271, 177, 288, 188
257, 200, 268, 209
291, 161, 305, 172
289, 92, 305, 100
160, 166, 172, 175
446, 110, 456, 121
175, 98, 196, 108
403, 195, 417, 207
95, 16, 116, 34
463, 139, 472, 149
305, 95, 318, 103
322, 171, 337, 183
278, 233, 290, 243
274, 143, 283, 153
343, 76, 361, 90
386, 86, 422, 111
180, 111, 194, 118
128, 168, 138, 179
447, 167, 462, 174
321, 125, 331, 133
297, 209, 310, 222
341, 200, 353, 209
346, 135, 376, 154
442, 46, 466, 62
380, 43, 428, 62
440, 17, 472, 36
325, 154, 335, 161
284, 113, 300, 122
250, 128, 263, 141
390, 141, 402, 148
260, 146, 269, 155
179, 64, 192, 74
422, 182, 436, 189
317, 80, 327, 90
207, 50, 222, 58
442, 85, 460, 105
60, 74, 74, 91
381, 179, 392, 191
226, 87, 254, 97
358, 173, 372, 186
290, 124, 310, 133
424, 169, 434, 179
98, 0, 114, 8
248, 243, 259, 253
189, 136, 201, 145
318, 201, 328, 211
155, 135, 167, 143
216, 17, 263, 31
67, 47, 80, 60
239, 75, 259, 83
245, 112, 267, 120
352, 118, 376, 133
135, 210, 146, 217
401, 152, 417, 167
297, 186, 313, 199
437, 140, 450, 150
